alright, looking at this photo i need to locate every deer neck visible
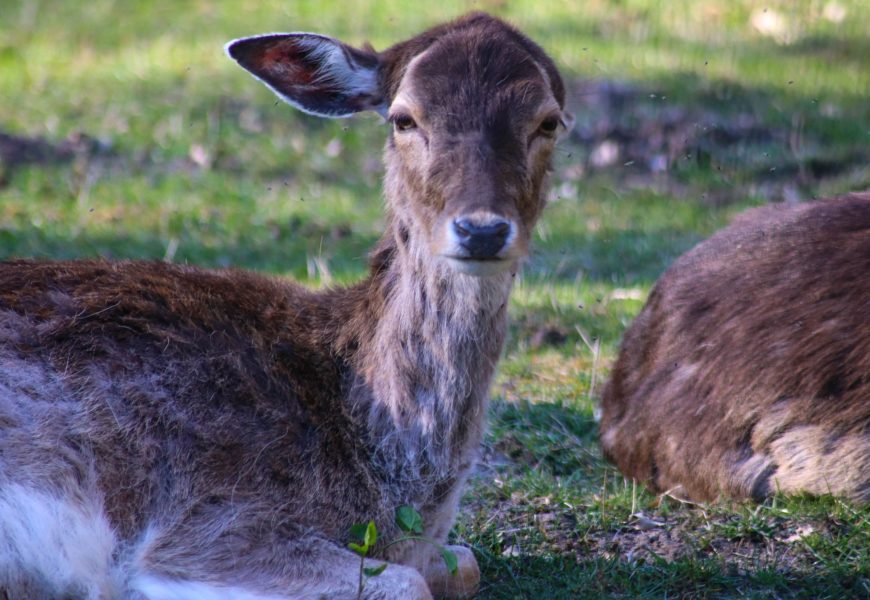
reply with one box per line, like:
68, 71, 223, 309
351, 216, 514, 481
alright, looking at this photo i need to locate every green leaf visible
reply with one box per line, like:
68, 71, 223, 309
395, 505, 424, 534
349, 523, 368, 543
440, 547, 458, 576
348, 542, 367, 557
364, 520, 378, 548
363, 563, 388, 578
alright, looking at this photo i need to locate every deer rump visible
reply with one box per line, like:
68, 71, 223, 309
0, 12, 571, 600
600, 192, 870, 504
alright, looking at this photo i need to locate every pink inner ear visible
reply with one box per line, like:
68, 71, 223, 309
260, 41, 318, 85
229, 33, 381, 117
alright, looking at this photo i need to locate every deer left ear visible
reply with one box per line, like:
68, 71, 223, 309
226, 33, 384, 118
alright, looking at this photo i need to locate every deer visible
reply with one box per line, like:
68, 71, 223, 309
0, 12, 571, 600
600, 192, 870, 504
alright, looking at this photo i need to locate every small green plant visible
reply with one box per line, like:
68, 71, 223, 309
348, 520, 388, 599
712, 505, 775, 543
348, 505, 459, 599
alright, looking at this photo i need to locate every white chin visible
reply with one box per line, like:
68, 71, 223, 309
444, 257, 513, 277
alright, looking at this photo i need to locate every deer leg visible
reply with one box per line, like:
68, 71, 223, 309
421, 545, 480, 600
128, 523, 433, 600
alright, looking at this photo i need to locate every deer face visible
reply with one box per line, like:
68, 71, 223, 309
226, 14, 571, 277
383, 32, 569, 276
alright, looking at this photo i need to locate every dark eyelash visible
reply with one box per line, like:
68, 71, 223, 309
390, 114, 417, 131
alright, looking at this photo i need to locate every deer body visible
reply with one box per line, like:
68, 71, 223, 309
0, 13, 570, 600
600, 193, 870, 503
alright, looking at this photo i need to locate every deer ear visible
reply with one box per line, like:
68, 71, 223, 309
225, 33, 384, 118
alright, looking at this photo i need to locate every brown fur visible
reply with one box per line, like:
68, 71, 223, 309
600, 192, 870, 503
0, 13, 570, 600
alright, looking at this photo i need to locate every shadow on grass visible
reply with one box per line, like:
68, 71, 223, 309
474, 553, 868, 600
563, 69, 870, 199
487, 398, 600, 479
530, 225, 705, 286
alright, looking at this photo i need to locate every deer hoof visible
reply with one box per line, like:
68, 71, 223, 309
424, 544, 479, 599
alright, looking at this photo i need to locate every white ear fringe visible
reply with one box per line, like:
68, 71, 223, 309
225, 32, 383, 118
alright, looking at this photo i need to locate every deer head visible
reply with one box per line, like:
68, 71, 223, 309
226, 14, 573, 278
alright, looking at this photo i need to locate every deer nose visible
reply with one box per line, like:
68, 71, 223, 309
452, 218, 512, 259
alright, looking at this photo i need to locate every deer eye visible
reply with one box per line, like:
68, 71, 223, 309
538, 115, 560, 135
391, 114, 417, 132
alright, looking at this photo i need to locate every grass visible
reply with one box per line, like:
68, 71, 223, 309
2, 0, 870, 597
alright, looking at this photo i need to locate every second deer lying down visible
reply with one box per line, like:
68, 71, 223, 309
600, 192, 870, 504
0, 13, 571, 600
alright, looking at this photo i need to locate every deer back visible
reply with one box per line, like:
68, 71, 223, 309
600, 192, 870, 502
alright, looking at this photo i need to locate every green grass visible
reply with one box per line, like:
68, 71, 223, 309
2, 1, 870, 598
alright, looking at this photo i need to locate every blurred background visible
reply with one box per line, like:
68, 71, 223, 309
2, 1, 869, 597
